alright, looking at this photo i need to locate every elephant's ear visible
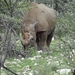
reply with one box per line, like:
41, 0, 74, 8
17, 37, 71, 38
30, 21, 38, 30
33, 21, 38, 28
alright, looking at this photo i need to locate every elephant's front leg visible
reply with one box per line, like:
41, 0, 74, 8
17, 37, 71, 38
39, 31, 49, 52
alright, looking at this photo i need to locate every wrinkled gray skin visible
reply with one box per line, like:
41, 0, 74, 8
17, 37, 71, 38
21, 2, 57, 52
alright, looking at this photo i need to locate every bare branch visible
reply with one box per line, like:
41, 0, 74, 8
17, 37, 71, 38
4, 0, 9, 8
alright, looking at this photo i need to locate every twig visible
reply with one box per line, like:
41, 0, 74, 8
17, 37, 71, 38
2, 65, 18, 75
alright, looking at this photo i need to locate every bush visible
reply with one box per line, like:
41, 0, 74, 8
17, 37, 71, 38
54, 12, 75, 67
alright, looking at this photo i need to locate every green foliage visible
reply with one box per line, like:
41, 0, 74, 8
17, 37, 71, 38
0, 14, 21, 34
28, 47, 36, 57
17, 1, 30, 10
0, 44, 72, 75
0, 0, 75, 75
55, 12, 75, 67
56, 12, 75, 37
